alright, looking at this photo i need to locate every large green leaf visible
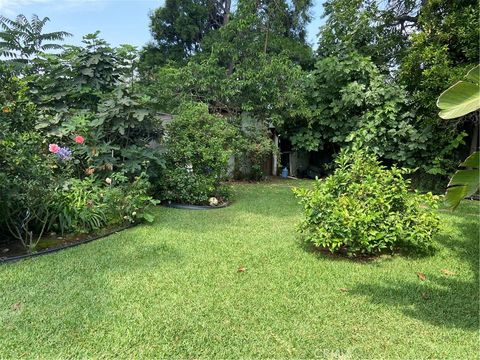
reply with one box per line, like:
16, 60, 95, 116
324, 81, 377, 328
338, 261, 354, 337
445, 151, 480, 210
465, 64, 480, 83
437, 81, 480, 119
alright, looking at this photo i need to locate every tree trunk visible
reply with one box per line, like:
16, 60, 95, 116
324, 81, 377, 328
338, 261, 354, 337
223, 0, 231, 25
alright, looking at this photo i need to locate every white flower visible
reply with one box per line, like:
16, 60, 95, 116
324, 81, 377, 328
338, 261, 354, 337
132, 211, 137, 216
209, 197, 219, 206
105, 177, 112, 185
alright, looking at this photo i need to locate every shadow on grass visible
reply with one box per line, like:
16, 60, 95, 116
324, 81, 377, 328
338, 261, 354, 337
350, 274, 478, 330
350, 212, 479, 331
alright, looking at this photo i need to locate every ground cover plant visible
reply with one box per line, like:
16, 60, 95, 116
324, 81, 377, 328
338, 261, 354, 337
0, 181, 478, 358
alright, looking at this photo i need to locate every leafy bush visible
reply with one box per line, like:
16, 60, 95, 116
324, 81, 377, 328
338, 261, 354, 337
157, 102, 234, 205
232, 116, 277, 181
293, 150, 440, 256
49, 177, 109, 235
49, 173, 158, 235
102, 172, 159, 224
0, 132, 58, 251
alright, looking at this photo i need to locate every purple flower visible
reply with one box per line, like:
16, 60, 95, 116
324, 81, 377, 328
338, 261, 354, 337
57, 146, 72, 161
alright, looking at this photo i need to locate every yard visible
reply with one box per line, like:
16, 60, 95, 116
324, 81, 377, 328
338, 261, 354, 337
1, 180, 478, 359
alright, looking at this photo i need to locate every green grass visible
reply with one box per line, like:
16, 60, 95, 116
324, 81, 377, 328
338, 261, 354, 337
0, 180, 478, 359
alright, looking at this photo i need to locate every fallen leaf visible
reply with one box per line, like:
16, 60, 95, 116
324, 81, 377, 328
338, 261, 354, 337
441, 269, 456, 276
416, 272, 426, 281
11, 302, 22, 311
421, 292, 429, 300
237, 267, 247, 273
339, 288, 349, 292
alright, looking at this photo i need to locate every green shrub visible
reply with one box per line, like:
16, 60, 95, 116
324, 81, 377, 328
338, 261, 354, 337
50, 173, 158, 235
102, 172, 159, 224
232, 116, 277, 181
49, 177, 109, 235
0, 132, 58, 251
293, 150, 440, 256
157, 102, 234, 205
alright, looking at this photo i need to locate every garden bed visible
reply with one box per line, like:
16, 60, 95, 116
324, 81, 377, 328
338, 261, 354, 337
0, 223, 134, 263
163, 201, 230, 210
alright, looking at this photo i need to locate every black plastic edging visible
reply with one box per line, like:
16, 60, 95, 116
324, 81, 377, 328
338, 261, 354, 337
0, 223, 135, 265
163, 202, 230, 210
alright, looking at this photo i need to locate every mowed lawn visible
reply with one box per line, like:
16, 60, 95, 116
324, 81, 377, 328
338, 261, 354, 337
0, 180, 478, 359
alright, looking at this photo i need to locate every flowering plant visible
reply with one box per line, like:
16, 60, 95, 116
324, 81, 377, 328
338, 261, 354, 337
48, 135, 83, 161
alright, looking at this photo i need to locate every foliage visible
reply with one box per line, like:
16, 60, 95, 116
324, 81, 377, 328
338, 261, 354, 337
437, 65, 480, 120
0, 63, 36, 133
437, 65, 480, 210
0, 132, 58, 251
49, 177, 109, 235
317, 0, 407, 69
102, 172, 159, 224
50, 173, 158, 235
293, 150, 440, 256
30, 33, 165, 179
398, 0, 479, 174
232, 116, 277, 180
200, 0, 314, 69
157, 102, 234, 204
141, 0, 228, 69
0, 14, 71, 66
293, 52, 427, 168
316, 0, 478, 178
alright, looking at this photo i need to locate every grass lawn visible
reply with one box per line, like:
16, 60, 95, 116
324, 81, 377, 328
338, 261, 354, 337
0, 180, 478, 359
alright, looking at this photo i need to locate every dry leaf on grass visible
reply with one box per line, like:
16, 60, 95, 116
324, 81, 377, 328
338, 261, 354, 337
416, 272, 426, 281
237, 267, 247, 273
441, 269, 456, 276
339, 288, 349, 292
11, 302, 22, 311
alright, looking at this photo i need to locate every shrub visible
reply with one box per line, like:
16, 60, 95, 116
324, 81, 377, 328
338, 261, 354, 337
0, 132, 58, 251
49, 173, 159, 235
293, 150, 440, 256
232, 116, 277, 181
102, 172, 159, 224
49, 177, 109, 235
157, 102, 234, 205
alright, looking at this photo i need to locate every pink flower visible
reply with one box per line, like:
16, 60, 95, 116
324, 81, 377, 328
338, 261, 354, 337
74, 135, 85, 144
49, 144, 60, 153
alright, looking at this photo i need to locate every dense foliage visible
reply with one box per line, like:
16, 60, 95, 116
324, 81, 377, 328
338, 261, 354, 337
293, 150, 440, 256
0, 0, 477, 254
157, 102, 234, 204
0, 18, 160, 252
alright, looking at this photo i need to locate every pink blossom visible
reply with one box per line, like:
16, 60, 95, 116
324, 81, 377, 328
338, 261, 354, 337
49, 143, 60, 153
74, 135, 85, 144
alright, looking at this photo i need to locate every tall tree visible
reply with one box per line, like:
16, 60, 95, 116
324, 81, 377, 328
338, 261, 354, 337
0, 14, 71, 64
141, 0, 230, 69
317, 0, 420, 70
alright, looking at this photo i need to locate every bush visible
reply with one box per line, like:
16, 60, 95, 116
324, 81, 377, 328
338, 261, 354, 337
157, 102, 234, 205
293, 150, 440, 256
0, 132, 58, 251
232, 116, 277, 181
49, 173, 158, 235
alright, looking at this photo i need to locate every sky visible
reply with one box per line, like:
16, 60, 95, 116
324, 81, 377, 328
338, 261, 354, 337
0, 0, 326, 49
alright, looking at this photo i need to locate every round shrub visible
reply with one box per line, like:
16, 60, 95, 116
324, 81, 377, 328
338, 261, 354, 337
158, 102, 234, 205
293, 150, 440, 256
